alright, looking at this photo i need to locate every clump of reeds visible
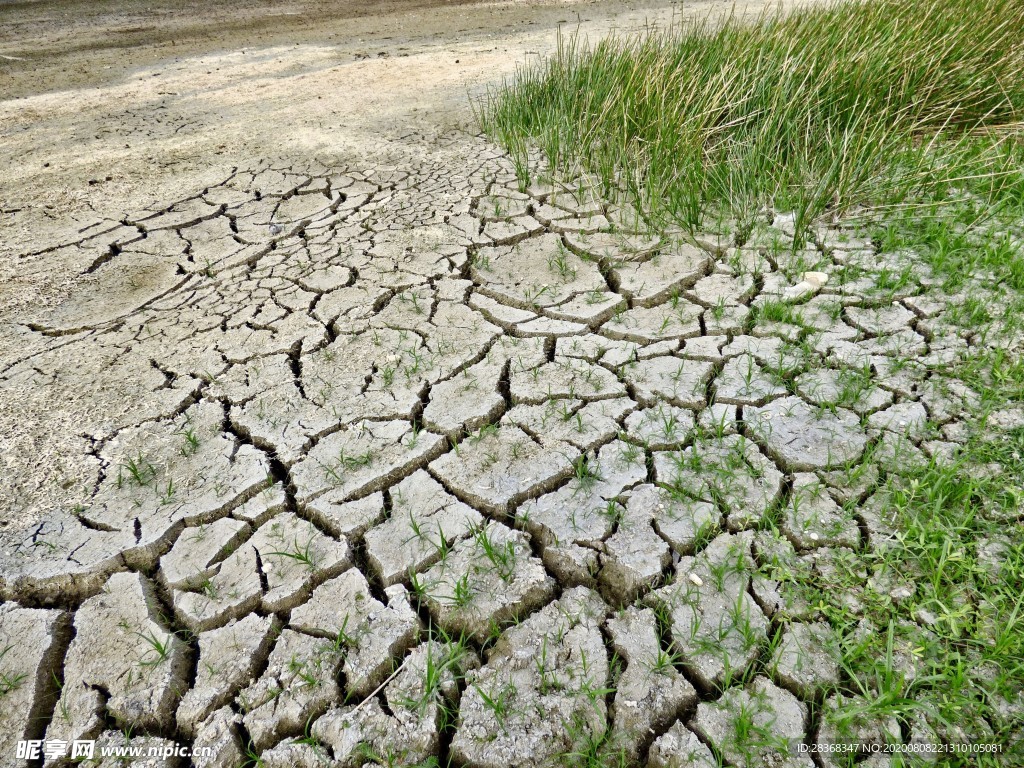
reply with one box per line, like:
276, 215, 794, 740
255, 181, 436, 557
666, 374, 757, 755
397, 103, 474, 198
481, 0, 1024, 229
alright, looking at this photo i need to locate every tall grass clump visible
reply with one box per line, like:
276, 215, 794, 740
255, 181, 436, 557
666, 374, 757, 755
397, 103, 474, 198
480, 0, 1024, 230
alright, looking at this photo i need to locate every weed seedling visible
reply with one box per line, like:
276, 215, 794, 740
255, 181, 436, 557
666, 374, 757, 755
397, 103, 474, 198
474, 526, 517, 582
266, 536, 319, 569
476, 681, 517, 730
135, 630, 172, 668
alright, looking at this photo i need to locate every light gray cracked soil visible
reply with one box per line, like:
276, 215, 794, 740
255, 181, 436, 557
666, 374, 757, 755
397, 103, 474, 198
1, 0, 985, 765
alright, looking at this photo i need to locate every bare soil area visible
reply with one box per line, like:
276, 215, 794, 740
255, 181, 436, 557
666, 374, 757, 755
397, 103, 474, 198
2, 0, 699, 320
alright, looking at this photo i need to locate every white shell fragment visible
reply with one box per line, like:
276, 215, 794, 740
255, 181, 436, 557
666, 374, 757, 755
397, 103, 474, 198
802, 271, 829, 287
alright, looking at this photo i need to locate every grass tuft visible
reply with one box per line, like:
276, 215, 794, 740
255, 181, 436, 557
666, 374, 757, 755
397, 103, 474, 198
481, 0, 1024, 230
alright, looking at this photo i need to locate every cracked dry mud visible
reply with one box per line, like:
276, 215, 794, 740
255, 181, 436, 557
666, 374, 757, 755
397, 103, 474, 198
0, 102, 1008, 763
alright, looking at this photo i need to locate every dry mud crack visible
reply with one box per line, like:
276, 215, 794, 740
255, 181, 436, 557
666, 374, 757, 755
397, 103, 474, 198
0, 127, 1004, 766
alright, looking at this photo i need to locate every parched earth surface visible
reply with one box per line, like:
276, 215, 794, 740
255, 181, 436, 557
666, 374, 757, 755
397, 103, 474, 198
1, 133, 1003, 766
2, 1, 1021, 767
